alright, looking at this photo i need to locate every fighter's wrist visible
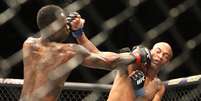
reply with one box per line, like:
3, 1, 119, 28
129, 55, 135, 64
130, 52, 141, 64
72, 28, 83, 38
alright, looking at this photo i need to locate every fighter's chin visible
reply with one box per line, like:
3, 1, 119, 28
151, 62, 160, 70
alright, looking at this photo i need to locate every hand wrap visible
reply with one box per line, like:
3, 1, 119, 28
66, 12, 83, 38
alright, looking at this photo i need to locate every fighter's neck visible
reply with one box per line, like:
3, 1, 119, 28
146, 68, 158, 79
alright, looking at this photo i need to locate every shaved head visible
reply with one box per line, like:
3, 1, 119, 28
152, 42, 173, 59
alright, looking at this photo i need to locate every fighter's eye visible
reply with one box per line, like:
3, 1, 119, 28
155, 48, 161, 54
163, 54, 169, 61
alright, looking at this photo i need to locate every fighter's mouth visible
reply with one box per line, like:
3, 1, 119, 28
152, 60, 160, 65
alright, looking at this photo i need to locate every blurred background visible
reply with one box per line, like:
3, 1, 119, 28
0, 0, 201, 83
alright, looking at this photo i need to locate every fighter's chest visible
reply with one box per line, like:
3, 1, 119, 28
144, 78, 161, 95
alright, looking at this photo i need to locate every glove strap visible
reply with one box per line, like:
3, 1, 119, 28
131, 51, 141, 64
72, 28, 83, 38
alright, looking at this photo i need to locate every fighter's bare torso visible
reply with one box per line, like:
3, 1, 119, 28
137, 77, 163, 101
21, 37, 82, 101
107, 65, 163, 101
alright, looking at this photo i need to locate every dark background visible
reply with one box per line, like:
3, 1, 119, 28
0, 0, 201, 83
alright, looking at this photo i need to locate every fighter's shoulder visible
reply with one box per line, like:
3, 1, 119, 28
154, 78, 163, 85
23, 37, 38, 45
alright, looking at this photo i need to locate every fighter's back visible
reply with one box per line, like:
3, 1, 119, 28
21, 37, 78, 101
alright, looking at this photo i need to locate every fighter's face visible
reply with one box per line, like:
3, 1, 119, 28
150, 43, 172, 70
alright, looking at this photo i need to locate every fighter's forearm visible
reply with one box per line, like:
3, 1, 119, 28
83, 53, 114, 70
83, 52, 134, 70
116, 53, 135, 65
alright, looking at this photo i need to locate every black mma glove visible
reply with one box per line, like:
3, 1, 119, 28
130, 45, 151, 65
66, 12, 80, 27
129, 70, 145, 90
66, 12, 83, 38
129, 70, 145, 96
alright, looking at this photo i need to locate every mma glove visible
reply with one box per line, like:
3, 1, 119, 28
130, 45, 151, 65
66, 12, 84, 38
129, 70, 145, 90
129, 70, 145, 96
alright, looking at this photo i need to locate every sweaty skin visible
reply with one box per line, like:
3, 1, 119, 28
107, 68, 136, 101
21, 37, 85, 101
21, 37, 135, 101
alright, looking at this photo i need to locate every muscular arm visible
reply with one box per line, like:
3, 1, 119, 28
74, 32, 134, 70
69, 44, 134, 70
152, 84, 165, 101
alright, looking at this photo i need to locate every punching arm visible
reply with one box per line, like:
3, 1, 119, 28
83, 52, 134, 70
